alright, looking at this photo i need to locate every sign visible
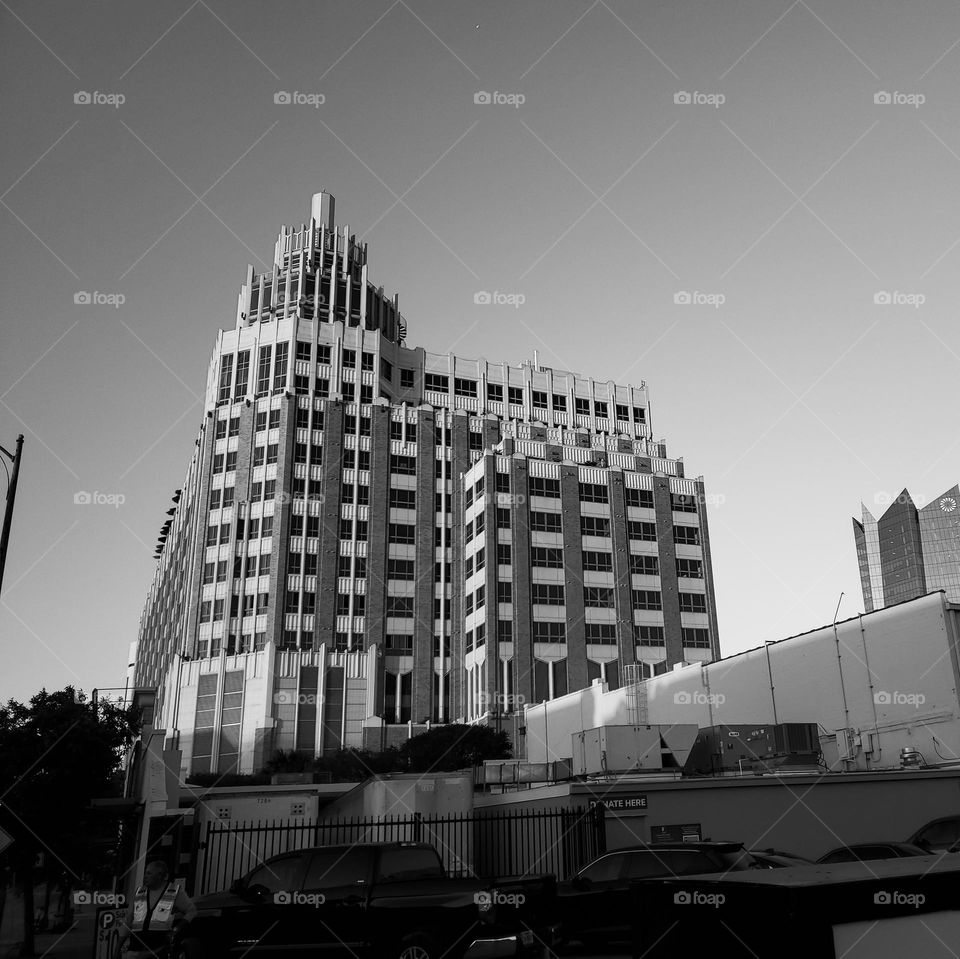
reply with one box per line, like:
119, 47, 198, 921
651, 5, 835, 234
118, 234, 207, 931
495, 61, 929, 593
650, 823, 702, 844
0, 826, 13, 856
94, 906, 126, 959
589, 794, 648, 811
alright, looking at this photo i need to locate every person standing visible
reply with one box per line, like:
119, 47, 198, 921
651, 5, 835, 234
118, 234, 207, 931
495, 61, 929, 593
115, 861, 197, 959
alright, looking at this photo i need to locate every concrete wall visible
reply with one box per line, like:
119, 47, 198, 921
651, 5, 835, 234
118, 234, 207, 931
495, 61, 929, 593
475, 769, 960, 860
523, 593, 960, 771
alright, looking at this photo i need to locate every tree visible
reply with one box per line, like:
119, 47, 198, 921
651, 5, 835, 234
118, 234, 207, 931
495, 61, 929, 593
0, 688, 140, 956
396, 725, 512, 773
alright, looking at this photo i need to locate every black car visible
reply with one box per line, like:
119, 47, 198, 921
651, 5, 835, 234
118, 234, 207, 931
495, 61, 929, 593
748, 848, 814, 868
907, 815, 960, 853
555, 842, 764, 946
816, 842, 930, 864
182, 841, 556, 959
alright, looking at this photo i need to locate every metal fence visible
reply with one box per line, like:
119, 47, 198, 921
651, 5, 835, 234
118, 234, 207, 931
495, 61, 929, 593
193, 805, 604, 895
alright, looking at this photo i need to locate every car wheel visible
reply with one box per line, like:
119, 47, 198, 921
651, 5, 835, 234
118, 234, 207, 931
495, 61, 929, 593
396, 935, 438, 959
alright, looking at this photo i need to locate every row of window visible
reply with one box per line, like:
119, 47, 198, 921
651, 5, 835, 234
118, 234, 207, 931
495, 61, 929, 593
200, 592, 269, 622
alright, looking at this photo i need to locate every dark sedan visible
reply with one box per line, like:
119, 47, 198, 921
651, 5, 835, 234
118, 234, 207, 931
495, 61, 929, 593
555, 842, 764, 947
816, 842, 930, 864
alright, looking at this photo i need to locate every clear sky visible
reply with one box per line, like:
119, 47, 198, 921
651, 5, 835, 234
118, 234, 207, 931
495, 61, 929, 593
2, 0, 959, 703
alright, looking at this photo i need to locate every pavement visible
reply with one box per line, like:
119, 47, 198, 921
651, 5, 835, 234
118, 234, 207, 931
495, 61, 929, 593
0, 908, 95, 959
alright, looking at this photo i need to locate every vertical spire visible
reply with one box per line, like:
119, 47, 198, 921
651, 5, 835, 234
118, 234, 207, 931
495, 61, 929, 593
311, 191, 335, 230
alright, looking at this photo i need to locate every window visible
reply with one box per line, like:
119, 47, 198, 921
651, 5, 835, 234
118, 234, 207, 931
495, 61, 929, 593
315, 377, 329, 397
400, 369, 415, 390
674, 525, 700, 546
290, 515, 304, 536
594, 401, 608, 418
209, 488, 222, 510
496, 508, 511, 529
213, 453, 224, 474
213, 598, 225, 621
424, 373, 448, 392
581, 516, 610, 537
390, 455, 417, 476
385, 634, 413, 652
234, 351, 250, 399
264, 479, 276, 500
584, 587, 615, 608
261, 516, 273, 538
454, 378, 477, 398
497, 581, 513, 603
215, 418, 227, 440
469, 432, 484, 451
225, 451, 237, 472
616, 404, 630, 421
296, 407, 311, 429
256, 345, 272, 395
530, 511, 562, 533
219, 523, 230, 545
222, 486, 234, 507
288, 552, 302, 574
380, 357, 393, 380
218, 355, 234, 403
582, 551, 613, 572
508, 386, 524, 405
626, 488, 655, 509
269, 409, 281, 429
531, 547, 563, 568
495, 472, 510, 493
497, 544, 512, 566
586, 624, 617, 644
361, 352, 375, 372
342, 349, 356, 369
389, 524, 416, 544
579, 482, 608, 503
202, 562, 215, 584
633, 406, 646, 422
532, 622, 565, 642
387, 596, 414, 615
296, 341, 311, 362
487, 383, 503, 402
229, 416, 240, 436
200, 600, 212, 623
631, 554, 659, 575
388, 559, 416, 580
341, 381, 354, 400
532, 390, 548, 410
682, 628, 711, 648
672, 493, 698, 513
575, 397, 590, 416
677, 558, 703, 578
255, 410, 268, 432
529, 476, 561, 498
552, 394, 567, 412
632, 590, 662, 610
628, 521, 657, 542
389, 488, 416, 509
266, 444, 279, 465
636, 625, 665, 646
532, 584, 565, 605
679, 592, 707, 614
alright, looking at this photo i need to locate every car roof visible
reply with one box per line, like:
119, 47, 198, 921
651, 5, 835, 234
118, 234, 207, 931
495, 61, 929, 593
596, 842, 745, 853
267, 842, 436, 856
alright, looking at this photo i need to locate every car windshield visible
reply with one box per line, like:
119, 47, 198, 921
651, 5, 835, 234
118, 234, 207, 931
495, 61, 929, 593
715, 849, 761, 871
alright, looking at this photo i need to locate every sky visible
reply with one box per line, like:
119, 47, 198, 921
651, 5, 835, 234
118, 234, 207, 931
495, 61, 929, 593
2, 0, 959, 704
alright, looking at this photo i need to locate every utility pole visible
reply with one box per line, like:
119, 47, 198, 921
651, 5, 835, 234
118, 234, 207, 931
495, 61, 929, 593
0, 435, 24, 597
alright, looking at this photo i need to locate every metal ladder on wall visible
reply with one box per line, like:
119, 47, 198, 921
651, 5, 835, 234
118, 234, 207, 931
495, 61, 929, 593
623, 663, 649, 726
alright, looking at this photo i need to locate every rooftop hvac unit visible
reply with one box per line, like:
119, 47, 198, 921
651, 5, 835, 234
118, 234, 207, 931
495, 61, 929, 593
683, 723, 822, 776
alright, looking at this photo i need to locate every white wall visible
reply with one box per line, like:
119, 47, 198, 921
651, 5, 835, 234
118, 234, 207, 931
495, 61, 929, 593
524, 594, 960, 771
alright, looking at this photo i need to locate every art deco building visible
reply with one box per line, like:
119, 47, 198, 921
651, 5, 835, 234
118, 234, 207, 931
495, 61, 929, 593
133, 192, 722, 776
853, 485, 960, 611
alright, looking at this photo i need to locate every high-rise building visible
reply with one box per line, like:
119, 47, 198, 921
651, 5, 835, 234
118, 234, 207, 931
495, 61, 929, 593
133, 192, 721, 776
853, 485, 960, 611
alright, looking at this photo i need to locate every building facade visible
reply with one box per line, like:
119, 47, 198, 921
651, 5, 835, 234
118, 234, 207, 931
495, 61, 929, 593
853, 486, 960, 611
133, 192, 721, 776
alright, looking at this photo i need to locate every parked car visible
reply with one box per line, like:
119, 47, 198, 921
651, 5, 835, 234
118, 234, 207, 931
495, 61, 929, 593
555, 842, 765, 947
180, 841, 557, 959
816, 842, 930, 864
907, 815, 960, 853
748, 848, 814, 868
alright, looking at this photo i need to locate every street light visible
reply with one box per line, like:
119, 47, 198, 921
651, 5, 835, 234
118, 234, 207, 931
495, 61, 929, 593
0, 434, 24, 598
